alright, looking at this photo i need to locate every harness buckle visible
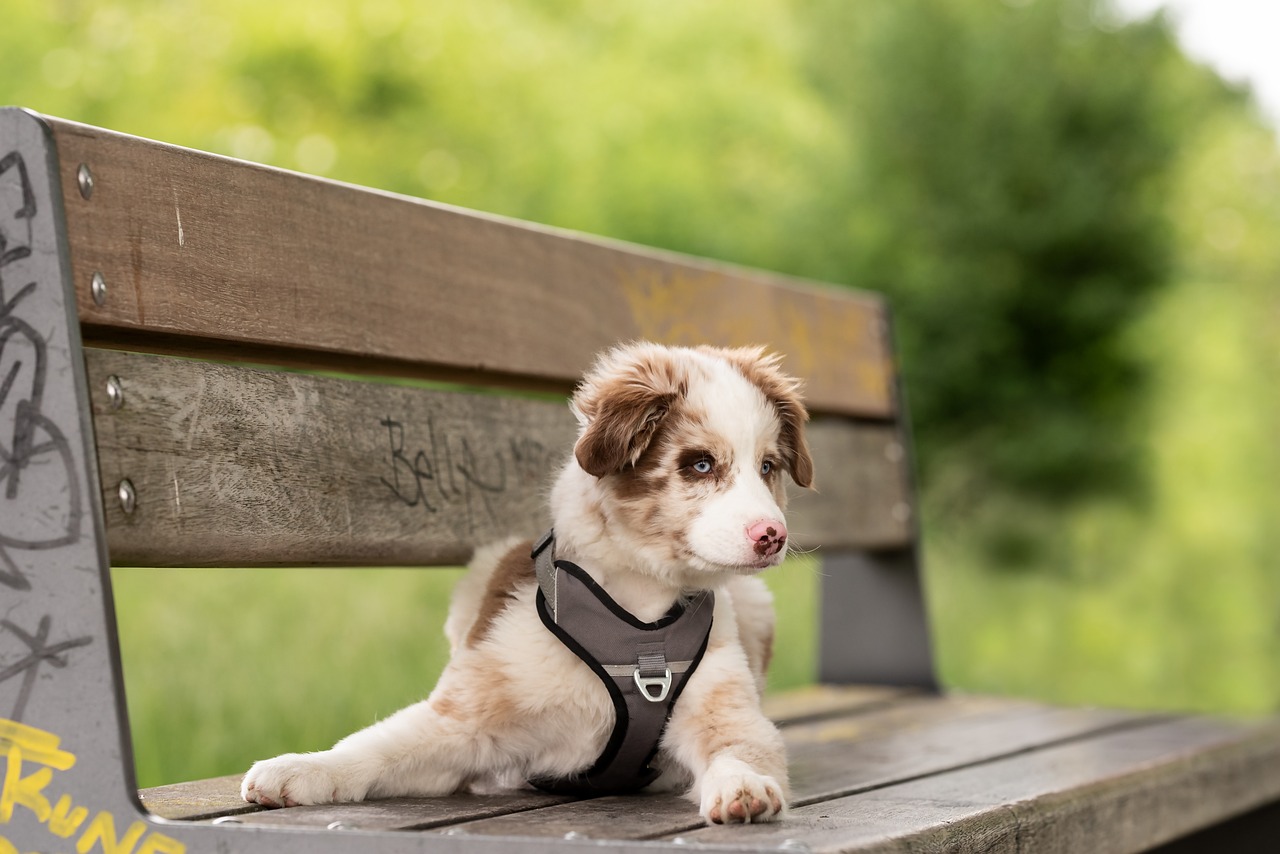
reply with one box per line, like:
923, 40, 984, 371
633, 667, 673, 703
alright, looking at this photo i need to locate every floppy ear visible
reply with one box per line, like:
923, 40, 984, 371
572, 344, 686, 478
706, 346, 815, 489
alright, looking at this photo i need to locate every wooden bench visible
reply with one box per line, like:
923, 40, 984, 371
2, 107, 1279, 853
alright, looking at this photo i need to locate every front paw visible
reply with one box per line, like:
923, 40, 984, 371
241, 752, 361, 808
699, 761, 786, 824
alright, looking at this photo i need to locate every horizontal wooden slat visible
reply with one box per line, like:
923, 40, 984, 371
48, 116, 894, 418
174, 693, 1152, 836
681, 716, 1280, 854
144, 691, 1280, 853
86, 350, 912, 567
141, 685, 911, 822
231, 791, 574, 831
428, 697, 1143, 841
760, 684, 919, 726
139, 775, 261, 822
790, 419, 913, 550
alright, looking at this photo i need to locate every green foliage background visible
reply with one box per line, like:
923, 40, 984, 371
3, 0, 1279, 788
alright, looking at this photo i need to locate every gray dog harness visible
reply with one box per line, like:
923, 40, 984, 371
529, 530, 715, 795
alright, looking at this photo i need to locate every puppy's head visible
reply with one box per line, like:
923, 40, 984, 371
570, 342, 813, 583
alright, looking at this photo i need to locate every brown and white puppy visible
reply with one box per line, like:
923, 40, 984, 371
241, 342, 814, 824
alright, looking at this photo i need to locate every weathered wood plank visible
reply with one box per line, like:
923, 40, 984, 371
140, 684, 913, 822
679, 716, 1280, 854
139, 774, 262, 821
789, 421, 912, 550
50, 116, 894, 417
85, 350, 913, 566
88, 349, 571, 566
430, 696, 1145, 841
227, 792, 575, 831
761, 684, 919, 726
168, 694, 1014, 831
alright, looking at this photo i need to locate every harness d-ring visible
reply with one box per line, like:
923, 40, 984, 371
634, 667, 673, 702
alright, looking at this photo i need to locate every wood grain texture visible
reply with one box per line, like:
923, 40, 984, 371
136, 690, 1280, 853
229, 791, 574, 831
85, 349, 913, 567
49, 116, 894, 417
760, 684, 919, 726
681, 716, 1280, 854
139, 775, 262, 821
139, 685, 917, 822
789, 421, 913, 550
431, 696, 1144, 841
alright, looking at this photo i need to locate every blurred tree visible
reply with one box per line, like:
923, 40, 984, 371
799, 0, 1230, 519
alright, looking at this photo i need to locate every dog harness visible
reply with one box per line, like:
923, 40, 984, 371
528, 530, 714, 796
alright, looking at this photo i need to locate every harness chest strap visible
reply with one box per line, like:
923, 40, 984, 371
529, 530, 715, 795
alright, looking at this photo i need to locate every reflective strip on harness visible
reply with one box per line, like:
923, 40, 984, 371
528, 532, 715, 796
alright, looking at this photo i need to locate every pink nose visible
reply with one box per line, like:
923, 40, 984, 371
747, 519, 788, 558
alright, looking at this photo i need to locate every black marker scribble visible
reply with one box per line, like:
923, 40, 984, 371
508, 437, 550, 482
0, 148, 83, 590
0, 615, 93, 722
379, 415, 555, 532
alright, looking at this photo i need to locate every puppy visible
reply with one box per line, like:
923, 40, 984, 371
241, 342, 814, 825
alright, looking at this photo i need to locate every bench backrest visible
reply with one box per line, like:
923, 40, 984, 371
1, 111, 933, 835
51, 116, 917, 572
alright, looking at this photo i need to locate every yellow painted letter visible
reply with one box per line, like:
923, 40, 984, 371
136, 832, 187, 854
76, 812, 146, 854
0, 748, 53, 823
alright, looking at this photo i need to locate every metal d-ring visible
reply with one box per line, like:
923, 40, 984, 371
634, 667, 672, 703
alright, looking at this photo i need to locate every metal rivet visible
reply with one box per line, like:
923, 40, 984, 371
106, 375, 124, 410
891, 502, 912, 523
118, 479, 136, 515
77, 163, 94, 199
211, 816, 242, 825
91, 272, 107, 306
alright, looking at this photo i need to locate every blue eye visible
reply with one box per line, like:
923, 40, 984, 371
693, 459, 713, 474
761, 460, 773, 475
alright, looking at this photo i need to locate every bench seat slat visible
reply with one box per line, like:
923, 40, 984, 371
50, 116, 894, 418
425, 697, 1144, 841
682, 715, 1280, 854
142, 691, 1152, 838
231, 792, 575, 831
86, 349, 913, 567
139, 685, 908, 822
139, 775, 267, 822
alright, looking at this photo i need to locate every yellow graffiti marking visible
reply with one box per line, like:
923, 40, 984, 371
48, 793, 89, 838
134, 833, 187, 854
0, 749, 53, 823
76, 813, 147, 854
1, 719, 185, 854
0, 720, 76, 772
